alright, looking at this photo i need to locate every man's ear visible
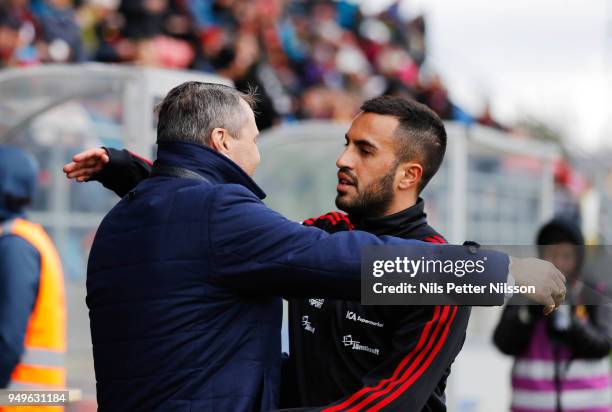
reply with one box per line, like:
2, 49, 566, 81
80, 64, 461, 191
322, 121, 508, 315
397, 162, 423, 191
209, 128, 231, 155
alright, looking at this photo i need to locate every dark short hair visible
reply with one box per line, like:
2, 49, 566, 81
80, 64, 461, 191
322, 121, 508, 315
361, 96, 447, 193
156, 82, 257, 145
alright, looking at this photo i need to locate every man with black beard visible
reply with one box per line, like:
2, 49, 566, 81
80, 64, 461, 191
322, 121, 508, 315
62, 96, 558, 411
279, 96, 468, 411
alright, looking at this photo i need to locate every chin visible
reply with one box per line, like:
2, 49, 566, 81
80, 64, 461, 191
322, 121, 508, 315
335, 195, 352, 212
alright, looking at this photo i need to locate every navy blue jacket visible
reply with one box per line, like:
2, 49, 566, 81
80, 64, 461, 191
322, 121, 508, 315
87, 141, 509, 411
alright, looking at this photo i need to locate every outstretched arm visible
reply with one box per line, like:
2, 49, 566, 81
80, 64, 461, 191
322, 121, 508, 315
206, 185, 565, 308
63, 148, 152, 197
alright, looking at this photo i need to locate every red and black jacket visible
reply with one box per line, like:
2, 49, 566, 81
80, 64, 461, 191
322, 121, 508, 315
282, 199, 471, 412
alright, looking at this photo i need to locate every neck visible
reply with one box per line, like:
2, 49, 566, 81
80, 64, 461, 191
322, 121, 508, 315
380, 193, 418, 218
348, 196, 427, 236
155, 141, 266, 199
347, 194, 418, 222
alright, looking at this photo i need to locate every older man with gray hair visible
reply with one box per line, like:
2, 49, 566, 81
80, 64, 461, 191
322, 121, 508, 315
71, 81, 565, 412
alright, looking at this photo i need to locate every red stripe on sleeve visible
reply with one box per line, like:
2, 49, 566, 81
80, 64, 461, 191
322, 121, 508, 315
322, 306, 443, 412
323, 214, 338, 225
127, 150, 153, 166
344, 306, 454, 411
433, 235, 446, 244
340, 214, 354, 230
368, 306, 458, 411
323, 233, 452, 411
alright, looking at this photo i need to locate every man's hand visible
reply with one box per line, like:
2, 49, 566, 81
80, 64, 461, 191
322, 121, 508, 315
63, 148, 109, 182
509, 257, 566, 315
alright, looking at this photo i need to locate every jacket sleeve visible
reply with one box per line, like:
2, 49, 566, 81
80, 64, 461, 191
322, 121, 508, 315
207, 184, 510, 301
318, 306, 470, 412
563, 304, 612, 359
0, 235, 40, 388
492, 303, 540, 356
91, 148, 152, 197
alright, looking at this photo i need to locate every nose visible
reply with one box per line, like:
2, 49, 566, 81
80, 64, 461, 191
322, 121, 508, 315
336, 147, 353, 170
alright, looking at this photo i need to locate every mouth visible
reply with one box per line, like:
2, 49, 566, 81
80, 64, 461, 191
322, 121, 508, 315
337, 171, 355, 192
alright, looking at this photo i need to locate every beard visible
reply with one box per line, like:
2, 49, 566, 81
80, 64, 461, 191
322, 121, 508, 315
335, 164, 397, 220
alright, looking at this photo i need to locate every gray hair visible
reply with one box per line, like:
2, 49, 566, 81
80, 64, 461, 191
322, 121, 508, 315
156, 82, 257, 145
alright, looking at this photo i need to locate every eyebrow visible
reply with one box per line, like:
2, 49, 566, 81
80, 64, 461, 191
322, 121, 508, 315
345, 133, 378, 150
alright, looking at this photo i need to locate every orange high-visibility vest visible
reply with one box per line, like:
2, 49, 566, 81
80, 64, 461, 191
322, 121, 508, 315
0, 218, 66, 412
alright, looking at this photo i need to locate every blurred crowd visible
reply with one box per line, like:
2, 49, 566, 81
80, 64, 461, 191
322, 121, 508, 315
0, 0, 507, 130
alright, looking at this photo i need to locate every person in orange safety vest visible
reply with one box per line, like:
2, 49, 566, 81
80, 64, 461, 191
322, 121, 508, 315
0, 147, 66, 411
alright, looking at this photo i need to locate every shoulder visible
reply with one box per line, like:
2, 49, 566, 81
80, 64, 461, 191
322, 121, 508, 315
212, 183, 263, 203
208, 184, 280, 231
0, 234, 39, 256
207, 184, 266, 220
418, 226, 447, 244
0, 234, 41, 277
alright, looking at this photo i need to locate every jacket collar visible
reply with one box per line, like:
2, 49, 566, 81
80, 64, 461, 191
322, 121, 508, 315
154, 141, 266, 199
351, 197, 428, 236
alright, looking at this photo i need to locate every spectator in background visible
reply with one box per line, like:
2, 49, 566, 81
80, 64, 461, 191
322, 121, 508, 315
85, 0, 131, 62
0, 14, 21, 67
118, 0, 167, 39
417, 74, 454, 120
0, 147, 66, 398
213, 31, 283, 130
493, 218, 612, 412
0, 0, 42, 66
478, 102, 507, 131
34, 0, 85, 62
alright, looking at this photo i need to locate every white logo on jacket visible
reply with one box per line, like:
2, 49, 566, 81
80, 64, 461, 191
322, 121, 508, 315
342, 335, 380, 356
302, 316, 316, 334
345, 311, 384, 328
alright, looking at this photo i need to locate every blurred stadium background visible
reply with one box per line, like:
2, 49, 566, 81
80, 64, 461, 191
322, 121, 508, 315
1, 0, 611, 410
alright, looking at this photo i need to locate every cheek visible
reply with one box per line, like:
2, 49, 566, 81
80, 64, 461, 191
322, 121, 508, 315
562, 256, 577, 271
358, 160, 390, 188
230, 143, 250, 169
248, 142, 260, 165
551, 255, 572, 274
